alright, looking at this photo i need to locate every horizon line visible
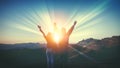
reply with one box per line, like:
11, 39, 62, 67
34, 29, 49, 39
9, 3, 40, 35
0, 35, 119, 44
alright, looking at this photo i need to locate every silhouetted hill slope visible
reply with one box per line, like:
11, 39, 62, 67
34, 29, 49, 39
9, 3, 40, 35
76, 36, 120, 52
0, 43, 46, 50
0, 43, 47, 68
69, 36, 120, 68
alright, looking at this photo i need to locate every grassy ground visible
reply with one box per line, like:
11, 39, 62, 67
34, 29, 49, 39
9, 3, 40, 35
0, 45, 120, 68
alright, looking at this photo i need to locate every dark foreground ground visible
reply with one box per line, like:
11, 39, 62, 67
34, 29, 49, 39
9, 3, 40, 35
0, 44, 120, 68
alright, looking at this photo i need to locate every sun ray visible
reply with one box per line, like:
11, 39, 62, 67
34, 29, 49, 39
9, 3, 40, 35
22, 8, 39, 25
63, 5, 80, 27
15, 14, 37, 27
32, 9, 44, 22
68, 46, 97, 63
11, 23, 41, 35
13, 14, 39, 28
41, 0, 53, 27
28, 8, 42, 24
75, 0, 109, 31
45, 0, 53, 24
31, 8, 46, 27
74, 16, 103, 33
28, 8, 47, 30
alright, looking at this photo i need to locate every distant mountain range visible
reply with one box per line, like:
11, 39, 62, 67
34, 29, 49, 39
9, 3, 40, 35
0, 43, 46, 50
76, 35, 120, 53
69, 36, 120, 67
0, 36, 120, 50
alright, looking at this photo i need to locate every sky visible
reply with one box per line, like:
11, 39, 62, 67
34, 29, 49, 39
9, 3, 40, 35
0, 0, 120, 44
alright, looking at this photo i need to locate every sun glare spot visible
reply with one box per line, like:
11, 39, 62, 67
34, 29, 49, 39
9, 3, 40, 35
54, 33, 60, 43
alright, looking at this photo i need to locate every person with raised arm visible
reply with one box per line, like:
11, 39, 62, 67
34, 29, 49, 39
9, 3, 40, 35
59, 21, 77, 52
38, 25, 57, 68
37, 21, 77, 68
58, 21, 77, 68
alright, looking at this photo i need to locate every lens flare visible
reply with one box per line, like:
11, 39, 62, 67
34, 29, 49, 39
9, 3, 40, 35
68, 46, 97, 63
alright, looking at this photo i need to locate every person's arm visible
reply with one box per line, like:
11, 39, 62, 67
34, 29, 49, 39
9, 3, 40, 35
37, 25, 46, 39
67, 21, 77, 36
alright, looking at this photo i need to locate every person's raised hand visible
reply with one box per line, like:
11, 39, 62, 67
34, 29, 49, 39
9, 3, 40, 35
74, 21, 77, 26
38, 25, 41, 29
38, 25, 42, 31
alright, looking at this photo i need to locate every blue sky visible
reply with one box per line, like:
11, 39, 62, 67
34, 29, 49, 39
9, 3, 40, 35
0, 0, 120, 44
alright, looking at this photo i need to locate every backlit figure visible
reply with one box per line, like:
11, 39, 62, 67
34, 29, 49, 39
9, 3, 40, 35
38, 25, 57, 68
37, 21, 77, 68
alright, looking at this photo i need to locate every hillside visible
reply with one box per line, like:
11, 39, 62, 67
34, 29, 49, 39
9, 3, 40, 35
69, 36, 120, 68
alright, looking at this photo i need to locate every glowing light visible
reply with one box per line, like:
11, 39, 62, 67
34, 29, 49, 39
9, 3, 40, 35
53, 33, 60, 43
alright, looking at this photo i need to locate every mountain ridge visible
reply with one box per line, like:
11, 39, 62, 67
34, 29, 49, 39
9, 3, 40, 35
0, 35, 119, 50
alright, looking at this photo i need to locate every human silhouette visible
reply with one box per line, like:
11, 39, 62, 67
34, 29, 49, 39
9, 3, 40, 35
38, 25, 57, 68
58, 21, 77, 68
37, 21, 77, 68
58, 21, 77, 52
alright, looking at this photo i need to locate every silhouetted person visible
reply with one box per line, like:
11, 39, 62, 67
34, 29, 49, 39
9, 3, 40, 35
38, 25, 57, 68
38, 21, 77, 68
58, 21, 77, 68
60, 21, 77, 51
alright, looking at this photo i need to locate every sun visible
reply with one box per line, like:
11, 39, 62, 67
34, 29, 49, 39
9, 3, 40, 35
54, 33, 60, 43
